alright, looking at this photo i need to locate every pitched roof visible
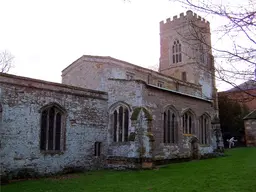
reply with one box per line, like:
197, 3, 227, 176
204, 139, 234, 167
243, 109, 256, 120
61, 55, 200, 89
227, 80, 256, 92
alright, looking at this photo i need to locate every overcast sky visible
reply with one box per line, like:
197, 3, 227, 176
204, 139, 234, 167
0, 0, 249, 91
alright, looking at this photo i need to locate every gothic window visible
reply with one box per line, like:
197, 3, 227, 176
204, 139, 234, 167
163, 107, 178, 143
182, 110, 195, 134
199, 114, 209, 144
40, 104, 66, 152
113, 105, 129, 142
172, 40, 182, 64
94, 142, 101, 156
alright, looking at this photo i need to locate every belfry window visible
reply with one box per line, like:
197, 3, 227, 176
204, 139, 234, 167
40, 104, 66, 152
113, 106, 129, 142
163, 108, 178, 143
172, 40, 182, 64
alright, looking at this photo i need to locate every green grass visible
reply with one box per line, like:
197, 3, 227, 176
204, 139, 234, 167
2, 148, 256, 192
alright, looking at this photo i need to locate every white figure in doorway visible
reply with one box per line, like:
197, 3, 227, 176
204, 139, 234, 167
227, 137, 237, 148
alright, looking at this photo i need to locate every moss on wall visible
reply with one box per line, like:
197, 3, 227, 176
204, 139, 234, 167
131, 107, 152, 121
128, 132, 136, 141
146, 132, 155, 142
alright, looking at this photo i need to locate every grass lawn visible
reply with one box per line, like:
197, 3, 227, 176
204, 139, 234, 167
2, 147, 256, 192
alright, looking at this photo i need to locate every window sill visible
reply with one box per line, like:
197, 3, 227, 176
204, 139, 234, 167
40, 150, 64, 155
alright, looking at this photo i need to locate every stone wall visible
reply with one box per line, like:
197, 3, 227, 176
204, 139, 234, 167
142, 83, 215, 159
107, 107, 154, 169
106, 80, 143, 161
244, 119, 256, 147
62, 55, 202, 97
0, 73, 108, 178
0, 72, 220, 176
104, 79, 216, 162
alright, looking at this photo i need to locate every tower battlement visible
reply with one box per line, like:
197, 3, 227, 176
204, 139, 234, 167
160, 10, 210, 31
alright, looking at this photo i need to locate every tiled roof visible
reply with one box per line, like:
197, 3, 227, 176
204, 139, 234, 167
227, 80, 256, 92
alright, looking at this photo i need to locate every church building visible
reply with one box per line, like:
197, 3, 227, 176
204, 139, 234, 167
0, 10, 223, 179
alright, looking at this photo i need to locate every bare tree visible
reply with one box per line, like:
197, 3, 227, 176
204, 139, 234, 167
0, 50, 14, 73
171, 0, 256, 92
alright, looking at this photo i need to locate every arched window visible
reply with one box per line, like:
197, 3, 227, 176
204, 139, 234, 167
199, 114, 210, 144
172, 40, 182, 64
40, 104, 66, 152
163, 107, 178, 143
182, 110, 195, 134
112, 105, 129, 142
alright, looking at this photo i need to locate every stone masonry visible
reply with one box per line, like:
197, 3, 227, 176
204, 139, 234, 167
159, 10, 215, 101
0, 73, 108, 179
62, 56, 202, 98
0, 10, 224, 180
105, 80, 219, 163
244, 110, 256, 147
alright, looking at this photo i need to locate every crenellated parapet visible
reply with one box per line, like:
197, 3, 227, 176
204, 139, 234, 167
160, 10, 210, 32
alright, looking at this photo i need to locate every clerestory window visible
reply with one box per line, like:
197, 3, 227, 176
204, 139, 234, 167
157, 81, 164, 88
40, 104, 66, 152
172, 40, 182, 64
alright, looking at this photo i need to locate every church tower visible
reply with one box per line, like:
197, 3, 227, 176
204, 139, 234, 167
159, 10, 215, 101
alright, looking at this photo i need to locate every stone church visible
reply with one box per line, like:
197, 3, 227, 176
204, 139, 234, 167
0, 10, 223, 178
